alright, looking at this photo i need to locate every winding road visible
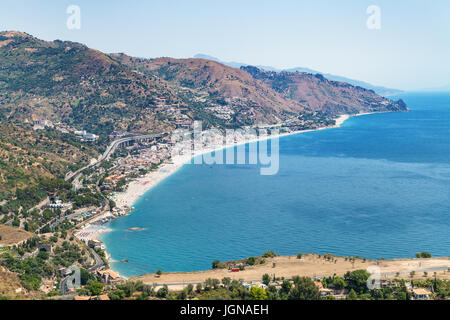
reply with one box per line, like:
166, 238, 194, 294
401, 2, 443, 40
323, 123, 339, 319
65, 134, 164, 189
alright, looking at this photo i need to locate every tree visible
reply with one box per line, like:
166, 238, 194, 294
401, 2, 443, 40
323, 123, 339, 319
87, 281, 103, 296
281, 280, 292, 294
155, 270, 163, 276
222, 277, 231, 287
416, 252, 432, 259
204, 278, 220, 290
348, 289, 358, 300
262, 274, 271, 286
156, 285, 168, 298
344, 270, 370, 294
332, 276, 347, 290
288, 277, 321, 300
80, 268, 93, 285
297, 253, 303, 259
249, 286, 268, 300
212, 260, 221, 269
37, 250, 49, 260
266, 285, 279, 300
262, 251, 277, 258
246, 257, 256, 266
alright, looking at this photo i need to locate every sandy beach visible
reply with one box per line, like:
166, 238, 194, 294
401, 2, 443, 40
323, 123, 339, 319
77, 112, 365, 277
133, 255, 450, 290
113, 114, 351, 211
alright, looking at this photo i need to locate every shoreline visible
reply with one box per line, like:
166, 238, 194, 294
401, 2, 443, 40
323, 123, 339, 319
113, 113, 351, 211
77, 112, 380, 278
132, 255, 450, 289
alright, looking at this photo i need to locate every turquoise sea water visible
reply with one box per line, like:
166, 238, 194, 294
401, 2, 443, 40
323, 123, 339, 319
102, 92, 450, 278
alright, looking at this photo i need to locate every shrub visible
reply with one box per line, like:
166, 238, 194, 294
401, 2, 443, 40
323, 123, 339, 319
416, 252, 432, 259
156, 285, 169, 298
262, 274, 271, 286
262, 251, 277, 258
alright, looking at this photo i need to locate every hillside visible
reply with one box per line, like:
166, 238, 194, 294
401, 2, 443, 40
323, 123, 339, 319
110, 54, 310, 125
0, 31, 178, 135
0, 266, 39, 299
241, 66, 408, 116
0, 122, 100, 201
0, 31, 407, 134
0, 31, 408, 205
111, 55, 407, 126
194, 54, 404, 96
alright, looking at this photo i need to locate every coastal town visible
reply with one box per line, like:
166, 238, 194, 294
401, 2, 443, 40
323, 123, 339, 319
0, 7, 448, 308
2, 111, 450, 300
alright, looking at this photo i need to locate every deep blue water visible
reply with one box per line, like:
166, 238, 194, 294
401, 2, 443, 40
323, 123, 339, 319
102, 92, 450, 278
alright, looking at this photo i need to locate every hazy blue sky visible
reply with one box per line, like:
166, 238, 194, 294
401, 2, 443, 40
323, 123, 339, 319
1, 0, 449, 90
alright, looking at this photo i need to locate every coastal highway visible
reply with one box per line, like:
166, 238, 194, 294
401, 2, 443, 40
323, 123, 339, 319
88, 248, 105, 272
65, 133, 164, 188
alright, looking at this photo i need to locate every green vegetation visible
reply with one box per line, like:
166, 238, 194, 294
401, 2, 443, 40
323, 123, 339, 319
0, 235, 89, 291
416, 252, 432, 259
262, 250, 277, 258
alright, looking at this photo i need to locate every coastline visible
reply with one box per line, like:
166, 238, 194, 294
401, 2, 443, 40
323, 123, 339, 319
113, 113, 351, 211
77, 112, 375, 277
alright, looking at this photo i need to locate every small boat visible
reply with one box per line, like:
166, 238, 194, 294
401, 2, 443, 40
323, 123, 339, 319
122, 259, 129, 263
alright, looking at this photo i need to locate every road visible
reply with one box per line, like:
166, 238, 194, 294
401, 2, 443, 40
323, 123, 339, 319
60, 249, 105, 294
88, 247, 105, 272
65, 134, 163, 188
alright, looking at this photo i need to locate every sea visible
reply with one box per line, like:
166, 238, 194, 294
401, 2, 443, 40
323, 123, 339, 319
101, 92, 450, 278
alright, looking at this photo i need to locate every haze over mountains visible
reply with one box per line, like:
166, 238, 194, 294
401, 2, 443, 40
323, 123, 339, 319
194, 54, 404, 97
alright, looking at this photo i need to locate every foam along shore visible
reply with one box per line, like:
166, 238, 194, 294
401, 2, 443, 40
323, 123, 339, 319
113, 114, 351, 210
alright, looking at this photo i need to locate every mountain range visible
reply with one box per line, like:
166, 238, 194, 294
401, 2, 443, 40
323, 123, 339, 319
0, 31, 408, 197
194, 54, 404, 97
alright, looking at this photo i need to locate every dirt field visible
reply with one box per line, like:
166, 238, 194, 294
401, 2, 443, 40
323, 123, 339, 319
0, 225, 33, 246
132, 254, 450, 288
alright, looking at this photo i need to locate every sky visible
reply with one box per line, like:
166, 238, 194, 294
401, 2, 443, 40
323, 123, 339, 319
0, 0, 449, 91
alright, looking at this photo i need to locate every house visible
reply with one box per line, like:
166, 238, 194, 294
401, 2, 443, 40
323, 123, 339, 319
380, 279, 393, 288
93, 295, 110, 301
412, 288, 432, 300
313, 281, 324, 290
97, 269, 123, 285
83, 133, 98, 142
48, 199, 65, 209
40, 280, 56, 294
88, 239, 104, 250
319, 288, 334, 298
74, 295, 110, 301
74, 296, 91, 301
